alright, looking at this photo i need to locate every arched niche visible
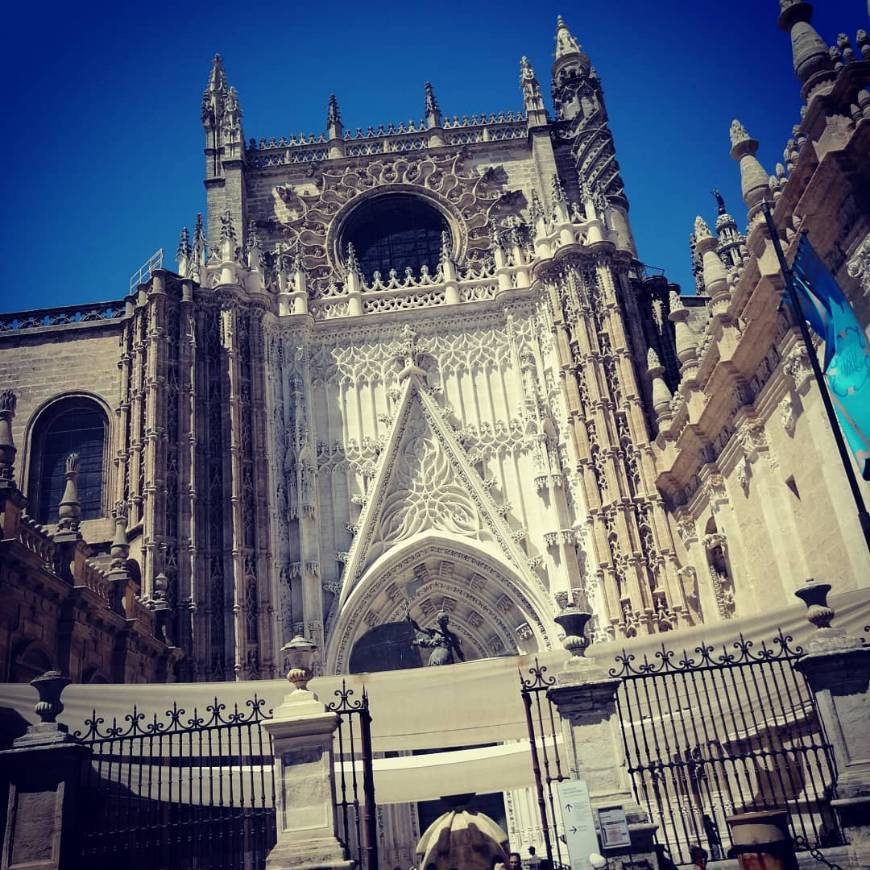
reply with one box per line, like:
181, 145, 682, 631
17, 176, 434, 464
8, 638, 54, 683
326, 534, 554, 675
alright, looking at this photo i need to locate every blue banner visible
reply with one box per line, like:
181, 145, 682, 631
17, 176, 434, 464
791, 234, 870, 480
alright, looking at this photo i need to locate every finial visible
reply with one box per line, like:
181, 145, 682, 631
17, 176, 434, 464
777, 1, 835, 92
345, 242, 360, 275
440, 230, 452, 264
693, 216, 714, 242
327, 94, 343, 139
424, 82, 442, 127
551, 173, 567, 205
669, 289, 686, 314
0, 389, 17, 486
647, 347, 663, 372
554, 14, 582, 61
729, 119, 753, 151
57, 453, 81, 534
729, 120, 771, 217
282, 635, 317, 692
30, 671, 72, 728
110, 501, 130, 567
520, 56, 545, 113
220, 210, 237, 244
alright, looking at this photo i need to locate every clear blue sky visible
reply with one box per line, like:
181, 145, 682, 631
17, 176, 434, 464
0, 0, 863, 311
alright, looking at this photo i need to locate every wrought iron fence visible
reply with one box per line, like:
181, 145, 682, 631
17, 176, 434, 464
520, 659, 569, 870
326, 680, 379, 870
611, 630, 841, 866
75, 695, 276, 870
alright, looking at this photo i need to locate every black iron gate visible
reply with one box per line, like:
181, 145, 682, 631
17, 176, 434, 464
520, 659, 568, 869
327, 680, 378, 870
611, 630, 842, 865
76, 695, 276, 870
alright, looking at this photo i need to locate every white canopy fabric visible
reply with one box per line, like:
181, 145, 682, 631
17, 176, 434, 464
1, 589, 867, 806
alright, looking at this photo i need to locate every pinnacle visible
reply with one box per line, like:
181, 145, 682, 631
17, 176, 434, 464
694, 216, 713, 241
554, 14, 582, 61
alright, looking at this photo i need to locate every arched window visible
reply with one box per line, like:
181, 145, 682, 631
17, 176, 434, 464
9, 639, 53, 683
29, 397, 108, 524
341, 194, 449, 282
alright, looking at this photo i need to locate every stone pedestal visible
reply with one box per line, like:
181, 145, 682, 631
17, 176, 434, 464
547, 655, 657, 870
793, 580, 870, 869
263, 638, 352, 870
0, 673, 90, 870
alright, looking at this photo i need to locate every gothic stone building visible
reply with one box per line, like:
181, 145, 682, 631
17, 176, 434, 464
0, 6, 868, 683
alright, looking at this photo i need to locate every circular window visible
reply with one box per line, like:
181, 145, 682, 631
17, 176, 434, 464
342, 194, 449, 282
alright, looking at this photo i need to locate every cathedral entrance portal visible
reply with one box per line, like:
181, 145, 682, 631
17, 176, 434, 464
326, 537, 553, 675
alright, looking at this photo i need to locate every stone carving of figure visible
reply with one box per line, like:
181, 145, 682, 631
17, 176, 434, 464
405, 606, 465, 666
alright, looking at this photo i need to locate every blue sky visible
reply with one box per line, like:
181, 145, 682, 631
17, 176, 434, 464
0, 0, 863, 311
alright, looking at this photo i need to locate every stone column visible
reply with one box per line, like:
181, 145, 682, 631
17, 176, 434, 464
0, 672, 90, 870
793, 579, 870, 869
263, 637, 352, 870
547, 610, 657, 869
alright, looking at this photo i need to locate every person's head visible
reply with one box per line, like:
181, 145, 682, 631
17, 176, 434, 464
690, 846, 708, 867
508, 853, 522, 869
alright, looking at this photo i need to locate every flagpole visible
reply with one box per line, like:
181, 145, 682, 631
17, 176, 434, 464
762, 201, 870, 551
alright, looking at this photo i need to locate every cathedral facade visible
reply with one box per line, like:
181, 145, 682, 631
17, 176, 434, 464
1, 6, 868, 683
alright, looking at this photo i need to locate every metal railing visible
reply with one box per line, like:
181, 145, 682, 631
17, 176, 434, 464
326, 680, 378, 870
611, 630, 842, 865
75, 695, 276, 870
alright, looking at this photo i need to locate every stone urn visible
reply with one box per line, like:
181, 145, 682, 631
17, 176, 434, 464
554, 607, 593, 656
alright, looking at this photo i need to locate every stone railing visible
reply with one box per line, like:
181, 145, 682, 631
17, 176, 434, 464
245, 110, 528, 168
300, 209, 612, 321
0, 300, 127, 333
16, 513, 57, 569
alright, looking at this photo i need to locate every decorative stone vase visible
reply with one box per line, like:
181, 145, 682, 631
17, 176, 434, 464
793, 578, 834, 630
282, 635, 317, 691
554, 607, 593, 657
31, 670, 71, 725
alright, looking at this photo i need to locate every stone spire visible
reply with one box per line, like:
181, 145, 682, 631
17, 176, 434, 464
520, 56, 547, 126
424, 82, 442, 128
202, 54, 228, 129
246, 219, 263, 272
729, 120, 771, 223
551, 15, 593, 122
777, 1, 835, 97
191, 213, 206, 279
176, 227, 191, 277
0, 389, 17, 487
57, 453, 81, 536
326, 94, 343, 140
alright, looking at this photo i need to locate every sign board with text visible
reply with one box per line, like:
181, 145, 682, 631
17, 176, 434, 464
598, 805, 631, 849
557, 779, 599, 869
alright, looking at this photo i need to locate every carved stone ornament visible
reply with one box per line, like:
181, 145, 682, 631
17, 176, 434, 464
845, 232, 870, 297
779, 395, 797, 436
271, 150, 514, 296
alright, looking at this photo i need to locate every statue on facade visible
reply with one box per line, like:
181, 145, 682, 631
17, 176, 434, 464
405, 605, 465, 666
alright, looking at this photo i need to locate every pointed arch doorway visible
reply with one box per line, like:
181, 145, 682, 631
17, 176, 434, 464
326, 535, 554, 676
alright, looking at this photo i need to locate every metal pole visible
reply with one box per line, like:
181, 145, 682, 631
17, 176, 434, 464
761, 201, 870, 551
522, 687, 555, 864
359, 689, 379, 870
